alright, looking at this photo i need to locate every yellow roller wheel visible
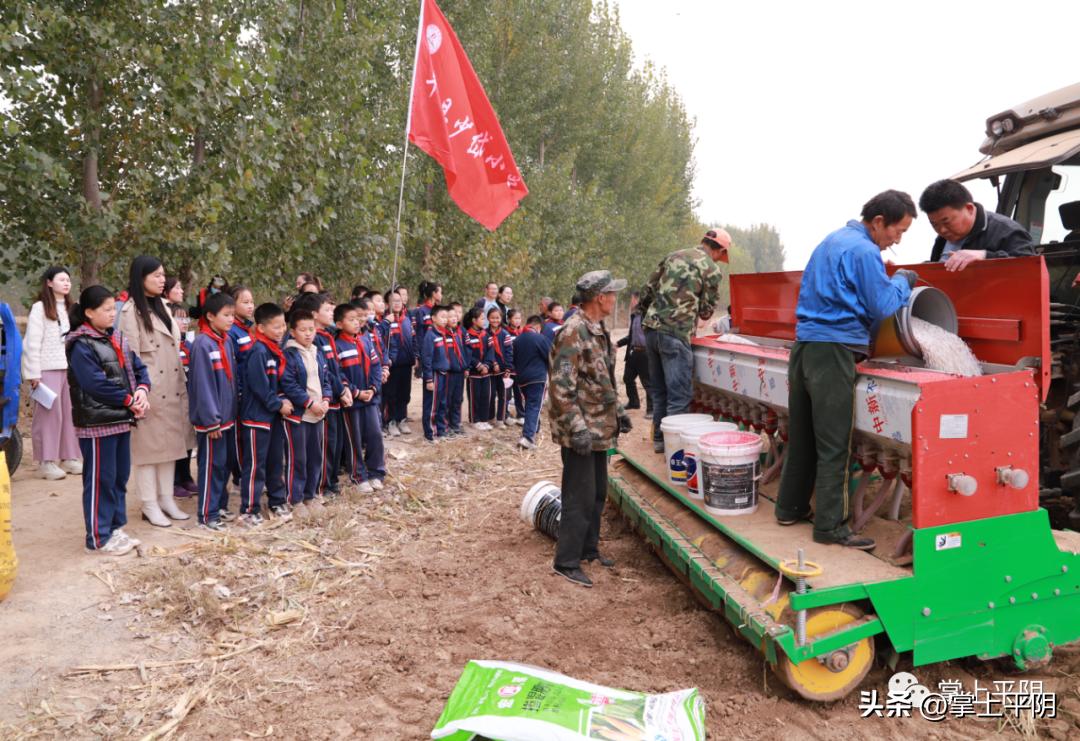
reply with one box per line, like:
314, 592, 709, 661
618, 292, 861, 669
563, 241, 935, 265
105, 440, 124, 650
774, 605, 874, 702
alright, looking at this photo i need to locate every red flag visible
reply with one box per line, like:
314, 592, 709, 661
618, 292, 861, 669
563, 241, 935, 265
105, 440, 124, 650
408, 0, 528, 230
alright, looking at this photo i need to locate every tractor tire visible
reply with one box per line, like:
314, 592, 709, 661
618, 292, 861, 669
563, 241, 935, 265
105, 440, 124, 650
2, 434, 22, 477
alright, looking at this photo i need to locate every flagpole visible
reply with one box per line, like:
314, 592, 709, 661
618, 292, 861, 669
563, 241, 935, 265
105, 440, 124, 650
390, 0, 427, 294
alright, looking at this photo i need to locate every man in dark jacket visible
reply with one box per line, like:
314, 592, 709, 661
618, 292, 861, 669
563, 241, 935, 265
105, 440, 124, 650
616, 292, 651, 416
920, 179, 1035, 271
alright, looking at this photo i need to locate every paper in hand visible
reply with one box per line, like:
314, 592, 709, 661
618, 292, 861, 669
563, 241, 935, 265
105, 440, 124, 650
31, 382, 58, 410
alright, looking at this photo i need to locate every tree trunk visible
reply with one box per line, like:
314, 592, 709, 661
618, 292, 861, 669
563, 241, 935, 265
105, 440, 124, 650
539, 138, 545, 169
81, 76, 104, 286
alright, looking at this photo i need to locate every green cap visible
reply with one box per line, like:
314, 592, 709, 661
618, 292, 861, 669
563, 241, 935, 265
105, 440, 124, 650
575, 270, 627, 296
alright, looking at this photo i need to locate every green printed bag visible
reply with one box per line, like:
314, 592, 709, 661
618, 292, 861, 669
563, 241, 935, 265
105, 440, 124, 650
431, 660, 706, 741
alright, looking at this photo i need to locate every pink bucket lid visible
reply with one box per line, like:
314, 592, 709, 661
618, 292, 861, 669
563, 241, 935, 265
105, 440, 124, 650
699, 430, 762, 452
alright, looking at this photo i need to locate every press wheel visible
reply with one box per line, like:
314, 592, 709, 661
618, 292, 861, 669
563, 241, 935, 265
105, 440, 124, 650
774, 605, 875, 702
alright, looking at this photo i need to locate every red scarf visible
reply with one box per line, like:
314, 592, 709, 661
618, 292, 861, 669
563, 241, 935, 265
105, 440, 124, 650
233, 317, 252, 336
440, 327, 464, 365
370, 327, 384, 359
341, 332, 371, 377
489, 328, 505, 361
316, 328, 341, 363
202, 326, 233, 380
110, 334, 126, 369
254, 329, 286, 377
506, 325, 522, 337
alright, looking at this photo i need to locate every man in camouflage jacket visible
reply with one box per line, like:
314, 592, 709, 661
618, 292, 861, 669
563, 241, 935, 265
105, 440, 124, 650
639, 229, 729, 452
547, 270, 631, 588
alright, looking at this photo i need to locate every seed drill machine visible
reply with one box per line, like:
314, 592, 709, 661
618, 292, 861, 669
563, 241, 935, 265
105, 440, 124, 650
609, 256, 1080, 701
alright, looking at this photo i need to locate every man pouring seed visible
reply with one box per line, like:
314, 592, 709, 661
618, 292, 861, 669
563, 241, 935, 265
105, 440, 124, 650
775, 191, 919, 551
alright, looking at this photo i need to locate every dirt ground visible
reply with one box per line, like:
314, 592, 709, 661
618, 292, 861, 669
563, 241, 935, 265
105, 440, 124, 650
2, 365, 1080, 739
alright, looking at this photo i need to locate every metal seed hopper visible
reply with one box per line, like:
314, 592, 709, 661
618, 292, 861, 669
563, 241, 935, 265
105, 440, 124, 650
609, 255, 1080, 701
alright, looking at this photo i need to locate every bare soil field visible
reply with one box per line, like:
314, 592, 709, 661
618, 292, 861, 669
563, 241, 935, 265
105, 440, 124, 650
2, 374, 1079, 740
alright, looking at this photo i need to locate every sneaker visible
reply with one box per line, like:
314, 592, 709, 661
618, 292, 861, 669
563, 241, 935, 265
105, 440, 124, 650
291, 502, 310, 520
514, 417, 525, 426
218, 509, 236, 522
482, 422, 495, 431
307, 498, 326, 515
398, 421, 412, 435
198, 520, 226, 532
239, 513, 262, 529
448, 427, 465, 437
60, 459, 83, 475
370, 478, 384, 491
39, 461, 66, 480
97, 532, 135, 555
813, 532, 876, 551
584, 553, 615, 568
552, 565, 593, 588
503, 419, 514, 428
269, 505, 293, 522
389, 421, 402, 437
357, 481, 374, 494
517, 437, 536, 450
113, 528, 141, 547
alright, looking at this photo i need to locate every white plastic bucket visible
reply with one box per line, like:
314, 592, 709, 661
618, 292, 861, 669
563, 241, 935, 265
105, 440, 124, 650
698, 431, 763, 516
659, 414, 714, 485
681, 422, 739, 499
520, 481, 561, 540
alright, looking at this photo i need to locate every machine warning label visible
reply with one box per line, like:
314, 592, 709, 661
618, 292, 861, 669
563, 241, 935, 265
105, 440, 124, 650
935, 532, 962, 551
939, 415, 969, 439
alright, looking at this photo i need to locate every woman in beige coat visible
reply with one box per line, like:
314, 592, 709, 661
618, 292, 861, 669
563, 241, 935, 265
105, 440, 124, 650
118, 256, 195, 527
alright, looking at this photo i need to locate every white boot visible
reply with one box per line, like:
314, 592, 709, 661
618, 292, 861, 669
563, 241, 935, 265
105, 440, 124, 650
135, 465, 171, 528
158, 490, 190, 520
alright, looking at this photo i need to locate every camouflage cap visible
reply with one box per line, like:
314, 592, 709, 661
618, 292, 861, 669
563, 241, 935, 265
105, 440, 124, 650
575, 270, 627, 296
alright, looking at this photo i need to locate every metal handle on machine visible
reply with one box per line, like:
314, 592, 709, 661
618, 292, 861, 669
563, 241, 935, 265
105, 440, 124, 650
780, 549, 824, 647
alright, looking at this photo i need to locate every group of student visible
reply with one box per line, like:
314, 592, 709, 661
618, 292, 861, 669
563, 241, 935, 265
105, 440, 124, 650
414, 287, 553, 449
58, 264, 561, 555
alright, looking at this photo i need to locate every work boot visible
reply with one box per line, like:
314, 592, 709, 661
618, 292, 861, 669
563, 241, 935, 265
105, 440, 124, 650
552, 565, 593, 588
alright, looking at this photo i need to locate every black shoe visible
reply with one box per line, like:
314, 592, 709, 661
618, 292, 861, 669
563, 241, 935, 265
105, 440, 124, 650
813, 532, 876, 551
776, 513, 813, 526
584, 553, 615, 568
644, 410, 653, 419
625, 403, 641, 410
552, 565, 593, 587
652, 439, 665, 454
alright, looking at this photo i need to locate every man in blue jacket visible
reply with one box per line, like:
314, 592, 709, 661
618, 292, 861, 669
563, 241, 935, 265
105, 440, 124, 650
775, 190, 919, 551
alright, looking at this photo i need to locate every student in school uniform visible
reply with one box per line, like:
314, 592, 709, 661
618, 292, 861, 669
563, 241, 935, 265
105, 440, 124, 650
335, 301, 382, 492
543, 302, 565, 340
238, 303, 294, 524
513, 315, 553, 449
66, 285, 151, 554
188, 292, 239, 531
281, 309, 332, 519
462, 307, 492, 431
445, 303, 466, 436
382, 289, 414, 436
505, 309, 527, 427
485, 307, 515, 427
357, 297, 387, 484
420, 305, 452, 442
226, 285, 255, 491
294, 293, 353, 499
410, 281, 442, 376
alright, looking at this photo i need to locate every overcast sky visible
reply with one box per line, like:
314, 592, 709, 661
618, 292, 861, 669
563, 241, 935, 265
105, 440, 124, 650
612, 0, 1080, 269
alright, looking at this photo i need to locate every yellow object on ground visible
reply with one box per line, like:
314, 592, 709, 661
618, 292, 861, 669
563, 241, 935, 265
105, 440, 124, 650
0, 452, 16, 601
